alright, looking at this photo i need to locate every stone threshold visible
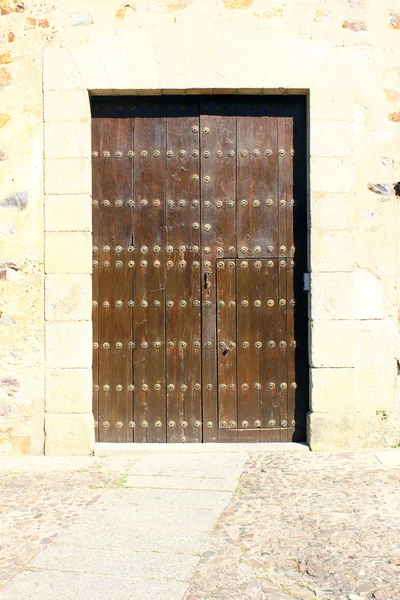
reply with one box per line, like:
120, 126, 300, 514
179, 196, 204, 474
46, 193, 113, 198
95, 442, 310, 455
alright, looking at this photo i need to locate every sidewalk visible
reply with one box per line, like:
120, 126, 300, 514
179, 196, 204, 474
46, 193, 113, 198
0, 445, 399, 600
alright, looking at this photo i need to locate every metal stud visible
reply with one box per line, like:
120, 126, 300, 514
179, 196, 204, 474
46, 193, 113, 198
280, 341, 287, 348
168, 384, 175, 390
193, 175, 199, 181
92, 200, 98, 207
103, 151, 110, 158
103, 384, 110, 391
193, 341, 200, 348
116, 385, 123, 391
192, 222, 200, 230
116, 342, 123, 349
242, 420, 249, 427
228, 200, 235, 208
93, 301, 98, 308
192, 125, 199, 133
219, 383, 226, 391
255, 419, 261, 427
115, 199, 123, 207
291, 420, 296, 427
179, 260, 187, 268
103, 342, 110, 349
93, 342, 99, 349
179, 149, 186, 157
155, 420, 162, 427
253, 200, 260, 207
153, 260, 160, 268
154, 341, 161, 349
242, 341, 249, 348
194, 300, 200, 307
268, 419, 276, 427
280, 246, 286, 253
290, 149, 295, 156
192, 149, 199, 157
141, 421, 148, 428
169, 420, 175, 428
281, 420, 288, 427
280, 383, 287, 390
92, 151, 98, 158
128, 151, 134, 158
93, 385, 100, 392
204, 201, 211, 208
241, 150, 247, 157
205, 342, 212, 348
241, 257, 248, 264
103, 421, 110, 428
168, 341, 174, 348
229, 342, 236, 349
205, 301, 211, 308
241, 300, 249, 307
220, 421, 227, 428
180, 436, 186, 443
279, 150, 285, 157
203, 127, 210, 134
291, 199, 295, 207
267, 199, 273, 206
207, 421, 213, 427
229, 300, 236, 307
254, 246, 261, 253
167, 301, 174, 308
194, 383, 201, 390
204, 176, 211, 183
194, 420, 201, 427
268, 299, 275, 307
268, 260, 274, 267
141, 150, 148, 158
280, 299, 286, 306
181, 385, 188, 392
181, 341, 187, 349
241, 200, 248, 207
266, 149, 272, 156
167, 150, 173, 158
128, 342, 135, 349
218, 301, 225, 308
268, 382, 276, 390
268, 341, 276, 348
291, 382, 298, 389
128, 384, 134, 391
255, 342, 262, 349
280, 199, 286, 207
129, 421, 135, 428
254, 384, 261, 391
241, 383, 249, 390
116, 261, 123, 268
216, 151, 223, 158
206, 384, 213, 391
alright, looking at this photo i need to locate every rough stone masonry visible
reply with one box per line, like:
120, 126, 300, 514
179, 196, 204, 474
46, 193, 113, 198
0, 0, 400, 455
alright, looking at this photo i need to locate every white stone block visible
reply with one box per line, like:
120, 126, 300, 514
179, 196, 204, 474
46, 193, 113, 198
46, 321, 92, 369
354, 270, 383, 319
310, 193, 355, 231
311, 157, 356, 193
308, 412, 360, 450
45, 195, 91, 232
45, 274, 91, 321
310, 121, 354, 157
356, 320, 396, 369
43, 47, 84, 91
311, 320, 356, 368
44, 90, 90, 123
44, 122, 91, 159
45, 413, 94, 456
310, 272, 354, 319
45, 232, 92, 274
310, 231, 355, 272
46, 369, 92, 414
95, 35, 133, 90
66, 41, 109, 90
310, 87, 356, 121
45, 159, 91, 195
310, 368, 357, 412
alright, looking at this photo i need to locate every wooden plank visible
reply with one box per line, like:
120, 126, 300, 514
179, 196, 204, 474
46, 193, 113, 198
278, 259, 289, 441
113, 118, 134, 442
91, 117, 100, 441
133, 116, 166, 250
166, 251, 185, 442
183, 251, 202, 442
237, 259, 260, 441
259, 259, 280, 432
146, 252, 166, 442
216, 259, 237, 429
237, 116, 277, 257
165, 116, 200, 250
200, 114, 236, 442
133, 251, 148, 441
287, 258, 296, 439
98, 118, 117, 442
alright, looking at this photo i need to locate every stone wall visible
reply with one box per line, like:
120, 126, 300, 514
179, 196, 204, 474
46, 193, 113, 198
0, 0, 399, 454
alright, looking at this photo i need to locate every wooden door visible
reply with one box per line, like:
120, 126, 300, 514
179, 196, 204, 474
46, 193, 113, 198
92, 97, 308, 443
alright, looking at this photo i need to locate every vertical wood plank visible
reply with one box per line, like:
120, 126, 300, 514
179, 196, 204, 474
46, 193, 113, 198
216, 259, 238, 429
200, 113, 236, 441
91, 117, 100, 441
278, 259, 289, 440
287, 258, 296, 438
133, 251, 148, 441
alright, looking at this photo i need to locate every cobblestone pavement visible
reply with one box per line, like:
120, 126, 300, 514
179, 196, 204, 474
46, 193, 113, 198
1, 448, 400, 600
185, 451, 400, 600
0, 455, 124, 589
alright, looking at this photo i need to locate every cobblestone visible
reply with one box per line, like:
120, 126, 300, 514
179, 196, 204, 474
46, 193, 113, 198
185, 451, 400, 600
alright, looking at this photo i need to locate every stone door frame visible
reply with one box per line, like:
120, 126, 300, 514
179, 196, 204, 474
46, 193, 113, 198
42, 45, 356, 455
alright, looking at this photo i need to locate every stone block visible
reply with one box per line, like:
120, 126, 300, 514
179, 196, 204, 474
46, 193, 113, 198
310, 121, 354, 157
356, 367, 395, 412
43, 47, 84, 91
312, 47, 355, 88
310, 231, 355, 272
311, 157, 356, 193
44, 90, 90, 122
153, 23, 186, 89
45, 413, 94, 456
310, 193, 355, 230
45, 194, 91, 232
310, 272, 354, 319
66, 41, 109, 90
46, 321, 92, 368
310, 320, 356, 368
46, 368, 92, 413
95, 35, 133, 90
45, 274, 91, 321
44, 122, 91, 159
310, 87, 356, 121
308, 412, 359, 450
45, 158, 91, 195
356, 320, 396, 368
354, 270, 383, 319
45, 232, 91, 274
122, 29, 160, 90
310, 368, 356, 412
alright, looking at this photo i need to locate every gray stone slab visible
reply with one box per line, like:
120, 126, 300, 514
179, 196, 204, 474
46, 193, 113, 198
73, 502, 218, 530
0, 570, 189, 600
56, 520, 210, 553
31, 545, 199, 581
375, 449, 400, 466
123, 474, 238, 491
124, 452, 246, 479
102, 487, 232, 509
96, 442, 309, 456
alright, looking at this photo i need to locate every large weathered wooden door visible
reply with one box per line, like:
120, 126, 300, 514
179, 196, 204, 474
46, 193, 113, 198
92, 97, 308, 443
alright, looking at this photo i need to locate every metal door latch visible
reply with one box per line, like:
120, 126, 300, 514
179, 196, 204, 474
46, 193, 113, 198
303, 272, 310, 292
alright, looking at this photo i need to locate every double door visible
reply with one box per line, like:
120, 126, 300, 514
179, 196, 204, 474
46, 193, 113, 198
91, 96, 307, 443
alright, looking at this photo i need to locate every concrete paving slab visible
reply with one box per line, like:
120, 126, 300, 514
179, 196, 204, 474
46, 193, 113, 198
31, 545, 199, 581
375, 449, 400, 466
123, 474, 239, 491
72, 502, 219, 530
124, 453, 246, 478
102, 487, 232, 509
96, 442, 309, 456
55, 519, 211, 553
0, 570, 189, 600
